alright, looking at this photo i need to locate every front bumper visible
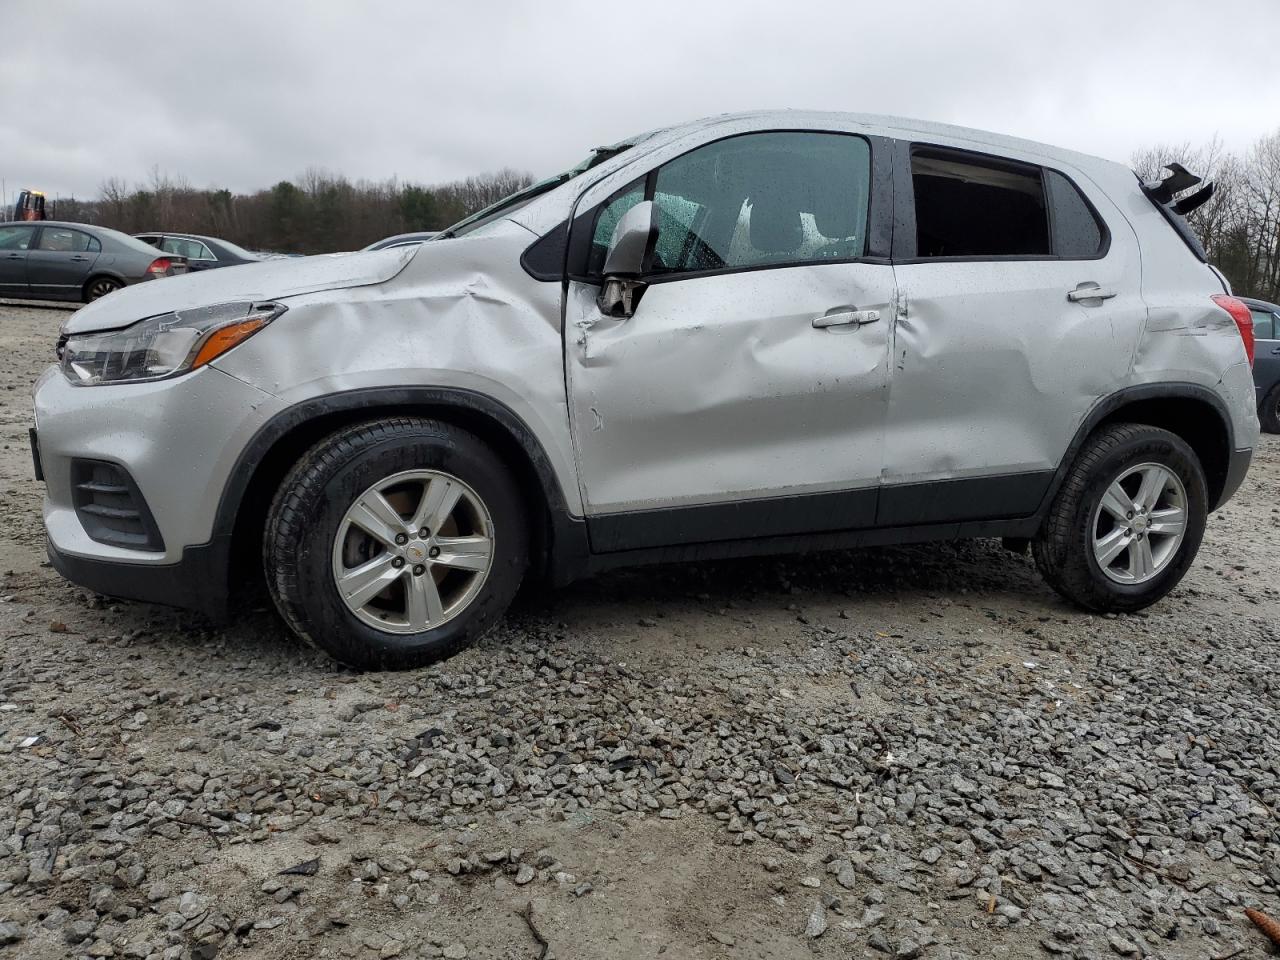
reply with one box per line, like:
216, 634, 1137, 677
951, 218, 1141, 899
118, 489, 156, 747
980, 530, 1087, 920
46, 536, 231, 618
33, 362, 284, 611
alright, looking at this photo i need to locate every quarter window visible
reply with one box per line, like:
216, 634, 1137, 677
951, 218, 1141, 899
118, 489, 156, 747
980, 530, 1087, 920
911, 150, 1049, 258
1046, 170, 1105, 258
588, 131, 871, 276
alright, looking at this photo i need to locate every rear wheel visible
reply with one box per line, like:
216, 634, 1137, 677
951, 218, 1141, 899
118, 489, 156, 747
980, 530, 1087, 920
1261, 385, 1280, 434
1033, 424, 1207, 613
264, 418, 528, 670
83, 276, 121, 302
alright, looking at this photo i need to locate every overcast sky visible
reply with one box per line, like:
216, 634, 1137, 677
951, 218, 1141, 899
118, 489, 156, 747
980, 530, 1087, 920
3, 0, 1279, 205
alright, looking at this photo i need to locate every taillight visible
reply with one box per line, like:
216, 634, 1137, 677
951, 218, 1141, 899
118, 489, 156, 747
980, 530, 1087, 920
146, 258, 172, 277
1211, 294, 1254, 368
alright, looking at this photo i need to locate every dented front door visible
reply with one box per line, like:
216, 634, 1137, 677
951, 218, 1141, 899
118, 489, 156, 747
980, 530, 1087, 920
565, 263, 896, 546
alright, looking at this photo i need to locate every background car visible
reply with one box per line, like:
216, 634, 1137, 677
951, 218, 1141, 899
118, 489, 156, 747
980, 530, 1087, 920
134, 232, 264, 271
0, 221, 187, 302
1245, 296, 1280, 432
362, 231, 437, 251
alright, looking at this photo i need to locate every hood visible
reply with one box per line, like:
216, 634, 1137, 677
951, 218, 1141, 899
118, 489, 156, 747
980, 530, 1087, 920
61, 246, 416, 334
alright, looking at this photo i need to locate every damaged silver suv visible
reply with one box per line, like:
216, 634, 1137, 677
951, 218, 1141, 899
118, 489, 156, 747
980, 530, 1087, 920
32, 112, 1259, 669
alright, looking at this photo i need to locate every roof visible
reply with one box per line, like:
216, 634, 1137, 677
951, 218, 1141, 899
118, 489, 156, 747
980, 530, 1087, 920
136, 231, 219, 243
653, 110, 1123, 173
0, 219, 102, 229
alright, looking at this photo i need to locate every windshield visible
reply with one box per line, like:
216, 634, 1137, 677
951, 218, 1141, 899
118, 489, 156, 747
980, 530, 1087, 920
440, 143, 634, 239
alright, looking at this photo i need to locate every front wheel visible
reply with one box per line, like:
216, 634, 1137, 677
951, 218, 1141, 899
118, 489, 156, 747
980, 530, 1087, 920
264, 418, 528, 670
1033, 424, 1207, 613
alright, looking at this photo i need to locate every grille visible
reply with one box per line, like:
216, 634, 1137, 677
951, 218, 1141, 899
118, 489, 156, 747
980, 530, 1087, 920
71, 460, 164, 551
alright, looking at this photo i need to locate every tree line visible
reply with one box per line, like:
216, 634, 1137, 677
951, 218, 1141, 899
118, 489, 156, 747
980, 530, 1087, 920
53, 167, 534, 254
1132, 128, 1280, 303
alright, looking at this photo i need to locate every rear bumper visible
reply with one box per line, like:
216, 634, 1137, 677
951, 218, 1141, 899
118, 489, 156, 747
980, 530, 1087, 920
1215, 447, 1252, 510
46, 536, 231, 619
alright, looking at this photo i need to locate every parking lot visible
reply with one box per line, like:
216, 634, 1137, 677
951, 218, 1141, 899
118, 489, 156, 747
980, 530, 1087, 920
0, 301, 1277, 958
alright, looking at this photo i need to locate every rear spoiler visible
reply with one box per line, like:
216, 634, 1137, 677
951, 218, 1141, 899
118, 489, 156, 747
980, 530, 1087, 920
1141, 163, 1215, 216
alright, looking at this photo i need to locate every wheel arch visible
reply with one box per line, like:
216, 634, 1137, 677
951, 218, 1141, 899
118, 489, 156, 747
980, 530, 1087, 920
1046, 383, 1236, 515
220, 387, 584, 597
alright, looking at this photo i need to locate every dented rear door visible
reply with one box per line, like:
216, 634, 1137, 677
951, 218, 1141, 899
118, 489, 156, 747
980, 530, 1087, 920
881, 146, 1145, 524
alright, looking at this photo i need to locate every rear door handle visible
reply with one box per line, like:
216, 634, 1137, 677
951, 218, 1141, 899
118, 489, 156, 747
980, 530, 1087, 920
69, 255, 88, 262
813, 309, 880, 328
1067, 283, 1118, 303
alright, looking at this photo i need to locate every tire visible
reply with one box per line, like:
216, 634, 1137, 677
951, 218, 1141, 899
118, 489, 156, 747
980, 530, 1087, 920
1032, 423, 1207, 613
264, 418, 528, 670
83, 276, 121, 302
1261, 385, 1280, 434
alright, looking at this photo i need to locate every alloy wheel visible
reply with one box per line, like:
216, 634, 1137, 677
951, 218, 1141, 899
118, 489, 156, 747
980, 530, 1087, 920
1090, 462, 1188, 585
87, 278, 119, 300
331, 469, 494, 633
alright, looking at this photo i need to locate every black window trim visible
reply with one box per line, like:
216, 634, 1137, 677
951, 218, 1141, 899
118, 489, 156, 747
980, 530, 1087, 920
890, 140, 1111, 264
561, 128, 895, 286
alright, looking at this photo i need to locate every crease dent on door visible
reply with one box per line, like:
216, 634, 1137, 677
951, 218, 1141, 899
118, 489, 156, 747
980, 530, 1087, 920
574, 278, 886, 462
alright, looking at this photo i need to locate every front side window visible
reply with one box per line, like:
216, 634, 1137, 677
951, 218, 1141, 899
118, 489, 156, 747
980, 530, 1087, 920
1249, 310, 1276, 341
0, 226, 35, 251
911, 150, 1049, 258
588, 131, 871, 277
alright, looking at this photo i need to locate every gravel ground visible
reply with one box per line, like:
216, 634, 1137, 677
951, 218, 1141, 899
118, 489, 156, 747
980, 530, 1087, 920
0, 302, 1278, 960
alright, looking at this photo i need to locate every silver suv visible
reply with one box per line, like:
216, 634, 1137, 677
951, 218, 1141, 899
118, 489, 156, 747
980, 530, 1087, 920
31, 112, 1260, 669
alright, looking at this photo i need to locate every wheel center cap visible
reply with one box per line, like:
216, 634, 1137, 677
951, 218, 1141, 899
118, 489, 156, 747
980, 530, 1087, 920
405, 541, 428, 563
1132, 516, 1150, 534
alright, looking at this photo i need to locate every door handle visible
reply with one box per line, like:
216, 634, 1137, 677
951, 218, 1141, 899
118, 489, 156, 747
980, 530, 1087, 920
1067, 283, 1118, 303
1271, 346, 1280, 355
69, 255, 88, 262
5, 254, 21, 260
813, 309, 880, 328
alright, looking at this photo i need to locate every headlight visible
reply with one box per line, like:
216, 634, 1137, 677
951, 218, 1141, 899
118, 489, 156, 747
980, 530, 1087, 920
61, 301, 286, 386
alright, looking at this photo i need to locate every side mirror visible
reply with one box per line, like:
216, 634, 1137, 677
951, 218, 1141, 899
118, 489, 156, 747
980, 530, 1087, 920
598, 200, 655, 318
603, 200, 656, 276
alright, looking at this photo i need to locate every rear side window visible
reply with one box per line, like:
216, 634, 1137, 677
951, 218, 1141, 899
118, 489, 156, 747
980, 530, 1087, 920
161, 237, 213, 260
1046, 170, 1105, 258
910, 150, 1049, 257
1250, 310, 1276, 341
36, 228, 94, 253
